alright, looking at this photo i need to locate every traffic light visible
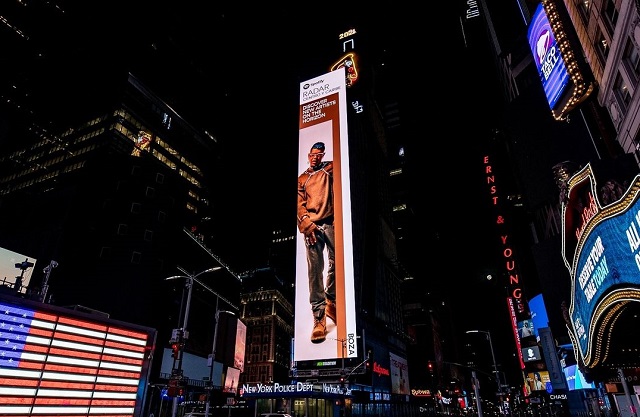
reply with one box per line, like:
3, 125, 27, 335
427, 361, 434, 374
171, 341, 180, 358
339, 371, 346, 388
365, 349, 372, 372
167, 386, 185, 397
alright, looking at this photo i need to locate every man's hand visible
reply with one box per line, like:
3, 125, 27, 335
304, 225, 318, 246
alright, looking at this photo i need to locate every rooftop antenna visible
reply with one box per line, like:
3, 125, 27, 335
41, 260, 58, 303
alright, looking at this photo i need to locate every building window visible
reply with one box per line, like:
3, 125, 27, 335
575, 0, 591, 24
146, 187, 155, 198
623, 38, 640, 84
156, 173, 165, 184
131, 251, 142, 264
158, 211, 167, 223
144, 229, 153, 241
131, 202, 141, 214
603, 0, 618, 30
613, 72, 632, 112
595, 27, 610, 64
118, 224, 128, 235
100, 247, 112, 259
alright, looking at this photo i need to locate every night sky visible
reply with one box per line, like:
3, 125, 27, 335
2, 1, 529, 378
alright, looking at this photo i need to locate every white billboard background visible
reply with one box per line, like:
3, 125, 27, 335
295, 122, 337, 361
294, 68, 357, 362
0, 246, 37, 294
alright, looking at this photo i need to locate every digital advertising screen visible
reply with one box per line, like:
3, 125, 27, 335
0, 246, 37, 294
561, 165, 640, 366
528, 293, 548, 335
522, 345, 543, 362
517, 318, 535, 339
234, 319, 246, 372
390, 352, 410, 395
527, 370, 550, 392
563, 364, 596, 390
528, 3, 570, 110
0, 295, 156, 416
294, 68, 357, 363
223, 367, 240, 394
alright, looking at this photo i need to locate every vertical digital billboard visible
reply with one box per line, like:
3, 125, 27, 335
234, 319, 246, 373
528, 2, 570, 110
294, 68, 357, 362
0, 295, 156, 416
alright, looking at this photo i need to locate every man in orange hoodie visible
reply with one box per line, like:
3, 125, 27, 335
297, 141, 336, 343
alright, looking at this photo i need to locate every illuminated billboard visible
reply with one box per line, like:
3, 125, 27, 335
294, 68, 357, 362
526, 370, 550, 391
389, 352, 410, 395
561, 164, 640, 367
0, 295, 155, 416
563, 364, 596, 390
213, 311, 245, 370
0, 246, 37, 294
522, 345, 543, 362
517, 318, 535, 339
528, 3, 570, 110
234, 319, 246, 373
223, 367, 240, 394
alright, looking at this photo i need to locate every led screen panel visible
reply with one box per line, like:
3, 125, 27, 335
0, 247, 37, 294
294, 68, 357, 362
0, 295, 155, 416
223, 367, 240, 394
527, 370, 550, 392
390, 352, 410, 395
528, 293, 548, 336
522, 345, 543, 362
561, 165, 640, 366
563, 364, 596, 390
517, 318, 535, 339
234, 319, 246, 373
528, 3, 570, 110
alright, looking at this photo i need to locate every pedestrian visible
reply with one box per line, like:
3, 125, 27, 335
297, 141, 336, 343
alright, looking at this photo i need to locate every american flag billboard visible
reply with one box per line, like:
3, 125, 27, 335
0, 296, 156, 416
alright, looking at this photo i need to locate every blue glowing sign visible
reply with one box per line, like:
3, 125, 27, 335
528, 3, 570, 110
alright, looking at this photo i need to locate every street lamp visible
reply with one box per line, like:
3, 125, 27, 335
165, 266, 223, 417
466, 330, 501, 395
205, 308, 236, 417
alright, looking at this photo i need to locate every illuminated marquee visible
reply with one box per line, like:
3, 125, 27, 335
562, 164, 640, 367
528, 1, 593, 120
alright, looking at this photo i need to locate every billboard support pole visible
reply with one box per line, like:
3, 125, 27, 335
472, 370, 484, 417
165, 266, 223, 417
205, 306, 236, 417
